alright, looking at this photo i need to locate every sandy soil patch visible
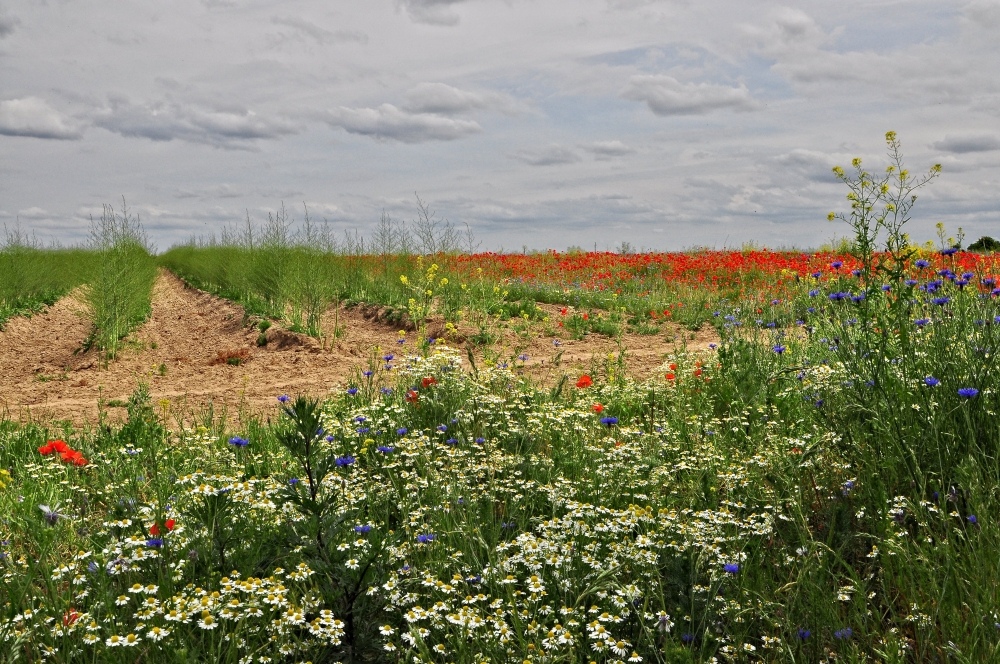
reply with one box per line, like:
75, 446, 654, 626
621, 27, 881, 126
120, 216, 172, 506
0, 272, 719, 428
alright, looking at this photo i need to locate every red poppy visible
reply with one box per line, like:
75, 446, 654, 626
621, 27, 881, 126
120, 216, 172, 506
576, 375, 593, 389
71, 455, 88, 467
165, 518, 176, 531
592, 403, 604, 413
38, 443, 55, 455
150, 523, 160, 536
63, 609, 80, 626
560, 307, 568, 315
693, 368, 703, 378
406, 389, 419, 403
665, 373, 675, 381
421, 376, 437, 389
60, 449, 84, 464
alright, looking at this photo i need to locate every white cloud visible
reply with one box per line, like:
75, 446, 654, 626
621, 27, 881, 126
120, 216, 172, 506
0, 97, 82, 140
509, 144, 582, 166
92, 97, 299, 148
932, 134, 1000, 153
622, 75, 759, 115
396, 0, 466, 25
325, 103, 482, 143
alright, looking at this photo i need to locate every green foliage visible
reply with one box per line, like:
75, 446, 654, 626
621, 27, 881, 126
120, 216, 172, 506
0, 227, 97, 329
968, 235, 1000, 253
86, 201, 157, 359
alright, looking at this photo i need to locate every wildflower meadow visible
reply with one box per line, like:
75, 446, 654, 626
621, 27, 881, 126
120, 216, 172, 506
3, 133, 1000, 663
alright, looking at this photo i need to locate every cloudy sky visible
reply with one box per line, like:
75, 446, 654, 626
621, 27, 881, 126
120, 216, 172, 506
2, 0, 999, 252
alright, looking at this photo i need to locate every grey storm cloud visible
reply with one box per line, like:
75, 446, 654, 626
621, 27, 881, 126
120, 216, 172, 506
403, 83, 517, 115
580, 141, 635, 159
622, 75, 760, 115
92, 98, 299, 148
269, 16, 368, 45
397, 0, 466, 25
0, 98, 82, 140
509, 144, 582, 166
0, 11, 18, 37
325, 103, 482, 143
932, 134, 1000, 153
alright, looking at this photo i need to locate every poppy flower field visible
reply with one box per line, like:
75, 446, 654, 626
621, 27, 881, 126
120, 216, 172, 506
3, 137, 1000, 662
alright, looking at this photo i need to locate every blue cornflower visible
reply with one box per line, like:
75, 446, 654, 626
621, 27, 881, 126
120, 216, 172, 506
325, 435, 335, 442
381, 387, 393, 395
228, 436, 249, 448
681, 633, 695, 644
808, 289, 820, 297
416, 533, 435, 544
376, 446, 395, 454
600, 416, 619, 427
723, 563, 739, 574
363, 370, 373, 377
811, 271, 822, 278
475, 437, 486, 444
924, 376, 940, 387
958, 387, 979, 398
941, 247, 959, 256
288, 477, 300, 485
829, 292, 847, 301
355, 416, 366, 422
346, 387, 359, 396
851, 292, 866, 303
773, 345, 786, 355
931, 296, 950, 306
87, 561, 100, 574
771, 298, 781, 305
797, 628, 810, 641
842, 480, 855, 496
146, 538, 164, 548
915, 259, 930, 268
396, 427, 408, 436
277, 394, 290, 403
354, 524, 372, 534
881, 284, 891, 291
396, 337, 405, 345
914, 318, 930, 327
968, 514, 978, 525
437, 424, 448, 432
446, 438, 458, 445
335, 456, 356, 467
518, 353, 529, 361
834, 627, 853, 640
851, 269, 862, 277
831, 260, 843, 269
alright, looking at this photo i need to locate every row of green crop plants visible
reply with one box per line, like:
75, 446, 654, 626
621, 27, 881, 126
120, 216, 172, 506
2, 134, 1000, 662
1, 204, 156, 359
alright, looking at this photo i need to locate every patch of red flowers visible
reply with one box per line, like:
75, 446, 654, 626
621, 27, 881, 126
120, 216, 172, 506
576, 375, 593, 389
149, 519, 176, 536
38, 440, 88, 467
421, 376, 438, 389
592, 403, 604, 413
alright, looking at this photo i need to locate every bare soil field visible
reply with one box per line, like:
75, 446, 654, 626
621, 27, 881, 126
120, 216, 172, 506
0, 271, 719, 428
